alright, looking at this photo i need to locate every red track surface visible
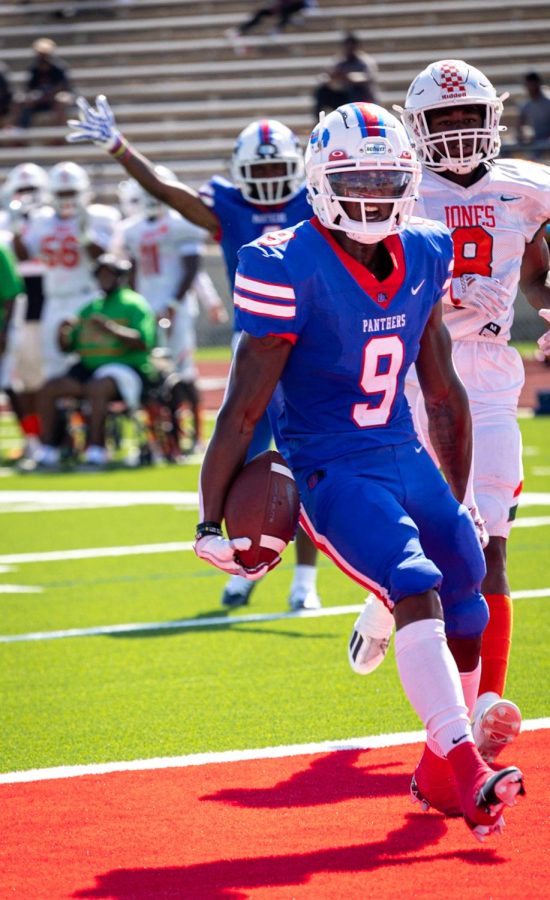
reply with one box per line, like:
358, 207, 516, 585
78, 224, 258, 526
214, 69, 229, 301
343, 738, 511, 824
1, 731, 547, 899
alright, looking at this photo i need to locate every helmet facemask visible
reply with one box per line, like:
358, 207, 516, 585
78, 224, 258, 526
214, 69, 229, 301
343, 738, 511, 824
403, 99, 504, 175
399, 60, 508, 175
306, 104, 421, 245
231, 120, 305, 206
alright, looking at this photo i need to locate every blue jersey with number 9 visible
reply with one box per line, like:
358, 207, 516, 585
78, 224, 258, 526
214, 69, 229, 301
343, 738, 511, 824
234, 216, 454, 471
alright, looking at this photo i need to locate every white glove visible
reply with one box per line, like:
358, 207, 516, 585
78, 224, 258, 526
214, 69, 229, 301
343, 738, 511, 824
451, 275, 508, 319
194, 533, 278, 580
537, 309, 550, 355
8, 199, 27, 236
468, 505, 489, 549
66, 95, 122, 152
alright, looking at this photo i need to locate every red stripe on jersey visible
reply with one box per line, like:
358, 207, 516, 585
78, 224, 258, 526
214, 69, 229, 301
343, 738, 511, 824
311, 218, 406, 308
268, 332, 298, 344
513, 480, 523, 498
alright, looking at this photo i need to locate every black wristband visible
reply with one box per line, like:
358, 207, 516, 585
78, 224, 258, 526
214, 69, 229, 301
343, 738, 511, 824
195, 521, 223, 540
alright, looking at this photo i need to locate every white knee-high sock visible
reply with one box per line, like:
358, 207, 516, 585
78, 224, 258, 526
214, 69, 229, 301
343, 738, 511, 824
461, 660, 482, 719
395, 618, 473, 757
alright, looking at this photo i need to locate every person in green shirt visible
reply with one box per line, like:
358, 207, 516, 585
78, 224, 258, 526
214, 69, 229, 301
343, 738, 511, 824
0, 241, 25, 391
35, 254, 157, 467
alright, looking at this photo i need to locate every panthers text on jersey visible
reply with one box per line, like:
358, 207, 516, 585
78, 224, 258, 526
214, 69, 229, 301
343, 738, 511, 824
415, 158, 550, 343
120, 209, 207, 314
22, 204, 119, 306
233, 216, 453, 472
199, 175, 311, 293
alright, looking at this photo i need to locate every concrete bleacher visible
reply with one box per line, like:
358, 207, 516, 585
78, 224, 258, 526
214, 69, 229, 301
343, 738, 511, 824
0, 0, 548, 202
0, 0, 548, 343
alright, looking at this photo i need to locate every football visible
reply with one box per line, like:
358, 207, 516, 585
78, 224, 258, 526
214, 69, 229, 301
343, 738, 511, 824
223, 450, 301, 569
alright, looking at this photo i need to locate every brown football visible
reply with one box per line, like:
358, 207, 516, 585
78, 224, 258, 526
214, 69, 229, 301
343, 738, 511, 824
223, 450, 300, 569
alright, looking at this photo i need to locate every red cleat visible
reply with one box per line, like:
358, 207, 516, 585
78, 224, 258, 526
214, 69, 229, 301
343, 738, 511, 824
463, 766, 525, 842
447, 741, 525, 841
410, 744, 462, 817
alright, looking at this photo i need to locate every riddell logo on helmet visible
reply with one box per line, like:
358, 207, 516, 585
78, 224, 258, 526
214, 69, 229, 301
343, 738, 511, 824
360, 141, 388, 155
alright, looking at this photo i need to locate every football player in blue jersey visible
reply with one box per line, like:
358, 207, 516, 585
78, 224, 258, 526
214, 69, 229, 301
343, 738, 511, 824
191, 102, 526, 840
67, 97, 321, 612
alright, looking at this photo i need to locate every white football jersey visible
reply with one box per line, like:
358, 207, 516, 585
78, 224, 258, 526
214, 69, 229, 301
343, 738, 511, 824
22, 203, 119, 304
120, 209, 206, 313
415, 159, 550, 342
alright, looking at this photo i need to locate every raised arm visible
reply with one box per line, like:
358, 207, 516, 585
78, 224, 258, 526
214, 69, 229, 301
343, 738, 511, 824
415, 300, 472, 504
67, 95, 219, 235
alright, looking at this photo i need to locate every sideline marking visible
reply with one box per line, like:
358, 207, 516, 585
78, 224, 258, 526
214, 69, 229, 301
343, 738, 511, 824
1, 511, 549, 567
0, 490, 199, 513
0, 490, 548, 514
1, 718, 548, 785
0, 585, 42, 594
1, 591, 549, 644
0, 542, 193, 565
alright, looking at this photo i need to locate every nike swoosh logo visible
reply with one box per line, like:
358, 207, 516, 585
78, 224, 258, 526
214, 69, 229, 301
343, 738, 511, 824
411, 279, 425, 295
414, 445, 423, 454
500, 195, 522, 202
452, 734, 469, 745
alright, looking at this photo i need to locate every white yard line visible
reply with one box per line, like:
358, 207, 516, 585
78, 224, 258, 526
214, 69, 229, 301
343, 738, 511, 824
1, 591, 548, 644
0, 489, 548, 514
0, 490, 199, 513
0, 542, 193, 564
1, 718, 548, 785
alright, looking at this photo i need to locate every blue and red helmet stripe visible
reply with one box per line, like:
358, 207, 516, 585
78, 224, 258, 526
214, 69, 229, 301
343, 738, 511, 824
349, 103, 387, 137
258, 120, 272, 145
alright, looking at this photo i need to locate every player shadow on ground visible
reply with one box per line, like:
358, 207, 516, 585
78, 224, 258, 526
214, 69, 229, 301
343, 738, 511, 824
201, 748, 415, 808
73, 813, 505, 899
109, 615, 338, 641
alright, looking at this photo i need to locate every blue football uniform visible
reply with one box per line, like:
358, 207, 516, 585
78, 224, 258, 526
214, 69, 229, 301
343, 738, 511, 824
234, 217, 487, 638
200, 176, 311, 460
199, 176, 312, 295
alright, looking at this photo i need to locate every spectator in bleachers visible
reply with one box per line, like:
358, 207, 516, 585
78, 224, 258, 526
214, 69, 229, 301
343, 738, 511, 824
313, 32, 380, 122
34, 254, 157, 469
517, 71, 550, 159
0, 62, 14, 129
15, 38, 74, 130
226, 0, 315, 52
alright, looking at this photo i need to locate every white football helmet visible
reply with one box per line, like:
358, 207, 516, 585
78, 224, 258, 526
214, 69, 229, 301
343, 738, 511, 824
119, 167, 178, 220
49, 161, 92, 218
399, 60, 507, 175
305, 102, 421, 245
2, 163, 49, 212
231, 119, 304, 205
117, 177, 143, 218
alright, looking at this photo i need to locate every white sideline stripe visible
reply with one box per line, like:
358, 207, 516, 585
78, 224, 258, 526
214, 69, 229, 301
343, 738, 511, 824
1, 718, 548, 785
0, 490, 548, 515
0, 490, 199, 513
0, 604, 366, 643
0, 585, 43, 593
0, 542, 193, 564
1, 591, 548, 644
513, 516, 550, 528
